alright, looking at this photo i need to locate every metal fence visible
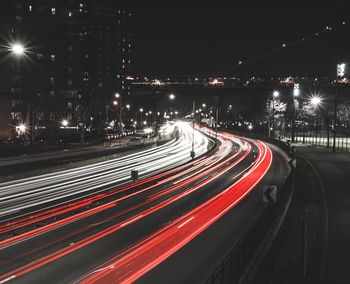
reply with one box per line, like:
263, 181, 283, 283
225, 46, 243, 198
281, 123, 350, 152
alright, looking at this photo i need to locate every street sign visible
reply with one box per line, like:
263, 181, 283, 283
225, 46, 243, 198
263, 185, 277, 204
288, 157, 296, 169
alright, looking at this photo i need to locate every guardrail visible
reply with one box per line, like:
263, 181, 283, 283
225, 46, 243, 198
205, 135, 295, 284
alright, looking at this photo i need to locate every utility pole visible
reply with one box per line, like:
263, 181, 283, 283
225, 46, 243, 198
333, 63, 346, 152
332, 81, 338, 152
215, 107, 219, 139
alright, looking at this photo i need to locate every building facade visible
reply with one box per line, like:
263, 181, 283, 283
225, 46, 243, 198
6, 0, 132, 139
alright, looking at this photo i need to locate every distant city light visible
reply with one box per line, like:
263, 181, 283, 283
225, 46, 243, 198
115, 93, 120, 98
126, 104, 130, 109
273, 91, 280, 98
208, 78, 224, 86
169, 93, 175, 100
113, 100, 118, 106
202, 103, 206, 108
282, 43, 286, 47
248, 124, 253, 130
139, 108, 144, 112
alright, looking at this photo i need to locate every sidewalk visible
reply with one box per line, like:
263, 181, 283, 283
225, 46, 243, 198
297, 146, 350, 284
255, 145, 328, 284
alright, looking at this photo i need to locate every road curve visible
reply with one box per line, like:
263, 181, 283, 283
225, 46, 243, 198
0, 126, 273, 284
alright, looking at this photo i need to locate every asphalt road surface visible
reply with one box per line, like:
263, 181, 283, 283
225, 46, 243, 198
0, 125, 289, 283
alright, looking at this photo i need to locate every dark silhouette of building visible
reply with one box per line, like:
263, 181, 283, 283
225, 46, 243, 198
3, 0, 132, 139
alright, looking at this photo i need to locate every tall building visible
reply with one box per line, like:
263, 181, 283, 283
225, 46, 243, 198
4, 0, 132, 139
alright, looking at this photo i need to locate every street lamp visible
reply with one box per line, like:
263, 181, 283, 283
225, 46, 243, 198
292, 83, 300, 142
333, 63, 346, 152
113, 100, 118, 106
115, 93, 120, 99
18, 123, 27, 134
139, 108, 144, 129
126, 104, 130, 110
169, 93, 175, 100
271, 91, 279, 138
11, 43, 25, 56
309, 95, 322, 146
61, 119, 69, 127
310, 96, 322, 108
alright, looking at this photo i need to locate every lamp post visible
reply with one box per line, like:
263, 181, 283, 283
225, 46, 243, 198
310, 95, 322, 145
271, 91, 279, 138
10, 43, 32, 143
333, 63, 346, 152
139, 108, 144, 129
292, 83, 300, 142
191, 100, 196, 159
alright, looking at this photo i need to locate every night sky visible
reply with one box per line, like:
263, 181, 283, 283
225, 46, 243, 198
130, 1, 350, 77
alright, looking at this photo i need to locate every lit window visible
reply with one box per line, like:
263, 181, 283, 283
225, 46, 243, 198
50, 54, 55, 62
51, 8, 56, 15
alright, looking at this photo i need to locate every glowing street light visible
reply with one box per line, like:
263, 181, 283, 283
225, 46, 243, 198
18, 123, 27, 134
126, 104, 130, 110
61, 119, 69, 127
273, 90, 280, 98
139, 108, 143, 113
11, 43, 25, 56
113, 100, 118, 106
202, 103, 206, 108
310, 95, 322, 108
169, 93, 175, 100
115, 93, 120, 98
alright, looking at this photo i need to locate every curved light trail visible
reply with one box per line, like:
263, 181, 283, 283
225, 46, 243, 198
0, 122, 212, 219
0, 125, 273, 284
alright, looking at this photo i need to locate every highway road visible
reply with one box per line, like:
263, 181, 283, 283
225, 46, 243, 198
0, 122, 212, 221
0, 124, 280, 283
